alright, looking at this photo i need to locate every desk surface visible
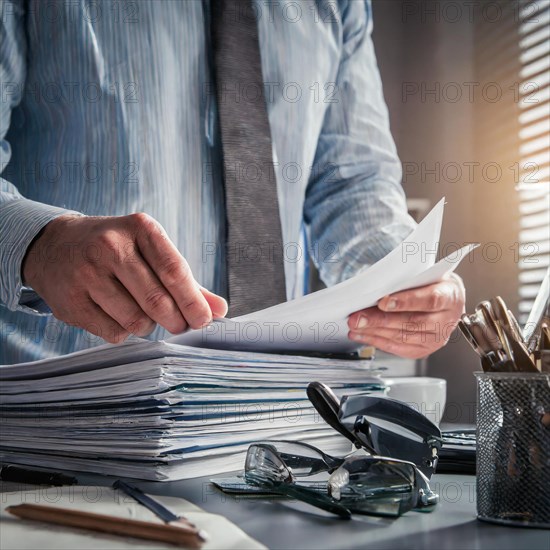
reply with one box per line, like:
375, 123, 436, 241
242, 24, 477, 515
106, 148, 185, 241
74, 472, 547, 550
2, 473, 549, 550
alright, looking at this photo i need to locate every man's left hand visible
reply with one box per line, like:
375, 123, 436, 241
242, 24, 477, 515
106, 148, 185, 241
347, 274, 466, 359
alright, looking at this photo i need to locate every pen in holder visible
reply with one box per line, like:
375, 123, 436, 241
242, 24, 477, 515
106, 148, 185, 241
460, 290, 550, 526
475, 371, 550, 528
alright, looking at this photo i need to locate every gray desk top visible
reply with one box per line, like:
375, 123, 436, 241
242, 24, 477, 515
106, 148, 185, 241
1, 472, 548, 549
67, 472, 548, 550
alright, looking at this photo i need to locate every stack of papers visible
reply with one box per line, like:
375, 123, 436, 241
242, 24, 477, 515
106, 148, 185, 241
0, 340, 384, 481
0, 198, 474, 480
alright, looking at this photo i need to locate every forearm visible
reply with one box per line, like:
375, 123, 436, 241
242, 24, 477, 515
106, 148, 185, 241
305, 167, 416, 286
304, 0, 416, 287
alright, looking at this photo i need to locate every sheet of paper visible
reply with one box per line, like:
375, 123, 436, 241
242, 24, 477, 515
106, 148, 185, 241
170, 198, 477, 353
235, 196, 446, 323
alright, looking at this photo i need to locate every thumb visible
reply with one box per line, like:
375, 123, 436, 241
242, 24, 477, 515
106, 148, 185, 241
200, 287, 229, 318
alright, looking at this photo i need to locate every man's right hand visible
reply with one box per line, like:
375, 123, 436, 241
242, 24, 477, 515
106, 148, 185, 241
22, 213, 228, 343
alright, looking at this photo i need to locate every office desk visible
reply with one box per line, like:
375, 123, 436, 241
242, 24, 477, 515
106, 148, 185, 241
97, 472, 549, 549
2, 473, 548, 550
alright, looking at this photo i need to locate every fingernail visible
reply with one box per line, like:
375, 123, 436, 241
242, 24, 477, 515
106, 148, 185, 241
386, 299, 398, 310
198, 317, 212, 328
357, 316, 369, 329
349, 332, 363, 342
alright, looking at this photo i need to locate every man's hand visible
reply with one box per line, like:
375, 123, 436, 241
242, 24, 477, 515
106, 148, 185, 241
22, 213, 228, 343
347, 274, 466, 359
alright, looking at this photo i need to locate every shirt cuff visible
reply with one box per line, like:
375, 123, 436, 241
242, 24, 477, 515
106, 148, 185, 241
0, 197, 82, 314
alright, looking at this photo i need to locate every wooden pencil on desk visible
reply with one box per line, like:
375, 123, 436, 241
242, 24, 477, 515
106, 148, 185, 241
6, 503, 203, 548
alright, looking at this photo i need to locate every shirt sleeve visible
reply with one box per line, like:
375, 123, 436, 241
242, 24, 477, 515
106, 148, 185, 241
0, 0, 81, 314
304, 0, 417, 288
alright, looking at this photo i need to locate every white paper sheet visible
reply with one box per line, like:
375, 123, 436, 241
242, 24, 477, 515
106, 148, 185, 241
170, 199, 477, 353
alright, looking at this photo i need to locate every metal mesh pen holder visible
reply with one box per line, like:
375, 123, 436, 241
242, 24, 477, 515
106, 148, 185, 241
475, 372, 550, 528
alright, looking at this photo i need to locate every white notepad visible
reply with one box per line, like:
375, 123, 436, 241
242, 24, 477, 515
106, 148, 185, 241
0, 485, 266, 550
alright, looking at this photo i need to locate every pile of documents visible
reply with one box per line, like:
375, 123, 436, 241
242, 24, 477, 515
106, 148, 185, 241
0, 198, 474, 480
0, 340, 384, 481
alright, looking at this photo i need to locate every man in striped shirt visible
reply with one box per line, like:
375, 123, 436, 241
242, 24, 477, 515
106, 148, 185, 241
0, 0, 465, 364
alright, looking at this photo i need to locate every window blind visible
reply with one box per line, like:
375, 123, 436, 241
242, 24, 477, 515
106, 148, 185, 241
474, 0, 549, 322
516, 0, 550, 322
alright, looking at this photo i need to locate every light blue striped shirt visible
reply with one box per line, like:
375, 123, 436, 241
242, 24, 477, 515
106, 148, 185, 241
0, 0, 416, 364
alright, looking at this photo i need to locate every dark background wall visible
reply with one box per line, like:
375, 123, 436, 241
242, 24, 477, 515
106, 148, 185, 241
371, 0, 521, 422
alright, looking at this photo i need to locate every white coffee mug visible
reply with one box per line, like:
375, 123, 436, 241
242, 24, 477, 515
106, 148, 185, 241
382, 377, 447, 426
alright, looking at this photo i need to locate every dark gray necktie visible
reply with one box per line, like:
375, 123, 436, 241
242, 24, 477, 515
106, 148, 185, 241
210, 0, 287, 317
